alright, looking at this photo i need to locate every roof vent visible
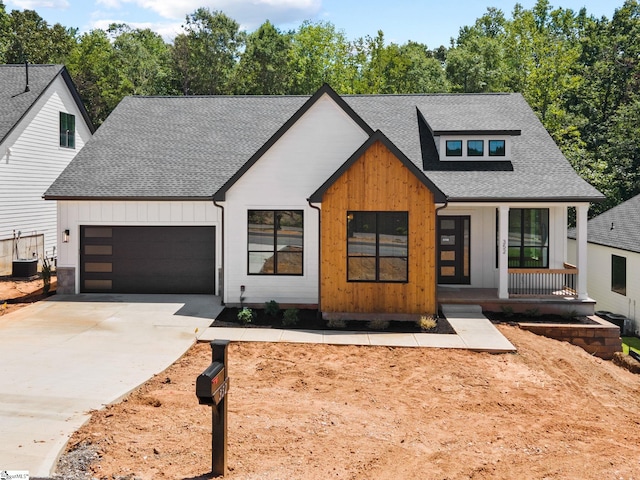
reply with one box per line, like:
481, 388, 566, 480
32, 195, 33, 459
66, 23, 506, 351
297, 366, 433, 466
24, 61, 30, 93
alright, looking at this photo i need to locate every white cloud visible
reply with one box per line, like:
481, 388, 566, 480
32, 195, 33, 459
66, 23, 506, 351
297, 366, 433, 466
95, 0, 122, 9
89, 18, 183, 42
118, 0, 321, 28
7, 0, 69, 8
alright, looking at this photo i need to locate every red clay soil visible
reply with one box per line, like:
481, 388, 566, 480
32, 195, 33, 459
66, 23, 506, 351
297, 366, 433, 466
0, 276, 55, 315
58, 326, 640, 480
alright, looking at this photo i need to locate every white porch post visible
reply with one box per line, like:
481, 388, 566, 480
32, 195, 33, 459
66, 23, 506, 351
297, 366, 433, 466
498, 205, 510, 299
576, 204, 589, 300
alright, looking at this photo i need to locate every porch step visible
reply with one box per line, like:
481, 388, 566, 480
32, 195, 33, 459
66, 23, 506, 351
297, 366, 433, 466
441, 304, 483, 315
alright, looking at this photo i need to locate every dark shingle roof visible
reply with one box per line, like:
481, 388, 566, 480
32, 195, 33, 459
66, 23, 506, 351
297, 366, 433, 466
45, 88, 603, 202
0, 64, 94, 144
569, 194, 640, 253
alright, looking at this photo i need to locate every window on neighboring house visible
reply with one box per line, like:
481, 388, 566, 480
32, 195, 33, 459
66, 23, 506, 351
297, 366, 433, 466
489, 140, 505, 156
611, 254, 626, 295
347, 211, 408, 282
445, 140, 462, 156
248, 210, 303, 275
467, 140, 484, 156
60, 112, 75, 148
497, 208, 549, 268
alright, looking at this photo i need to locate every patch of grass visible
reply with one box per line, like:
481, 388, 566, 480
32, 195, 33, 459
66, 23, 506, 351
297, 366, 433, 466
622, 336, 640, 355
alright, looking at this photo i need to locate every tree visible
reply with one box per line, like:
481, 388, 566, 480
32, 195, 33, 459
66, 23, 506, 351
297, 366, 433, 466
109, 24, 176, 96
66, 29, 121, 125
3, 8, 76, 64
173, 8, 245, 95
233, 20, 292, 94
288, 21, 355, 94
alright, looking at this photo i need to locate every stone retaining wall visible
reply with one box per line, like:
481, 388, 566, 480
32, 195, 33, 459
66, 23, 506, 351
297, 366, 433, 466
519, 315, 621, 360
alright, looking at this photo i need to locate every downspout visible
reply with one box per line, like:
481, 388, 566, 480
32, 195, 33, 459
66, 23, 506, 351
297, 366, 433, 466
434, 200, 449, 313
307, 199, 321, 315
213, 198, 225, 303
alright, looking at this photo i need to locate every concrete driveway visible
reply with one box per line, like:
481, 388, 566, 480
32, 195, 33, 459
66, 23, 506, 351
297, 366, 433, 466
0, 293, 221, 478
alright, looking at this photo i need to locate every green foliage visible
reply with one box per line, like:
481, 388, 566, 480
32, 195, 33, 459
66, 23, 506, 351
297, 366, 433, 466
368, 319, 390, 330
282, 308, 299, 327
40, 256, 52, 294
237, 307, 254, 325
524, 308, 541, 318
264, 300, 280, 317
622, 336, 640, 355
327, 318, 346, 329
500, 305, 514, 318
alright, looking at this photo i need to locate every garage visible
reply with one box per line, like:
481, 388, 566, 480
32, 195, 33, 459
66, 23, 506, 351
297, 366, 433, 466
80, 226, 215, 294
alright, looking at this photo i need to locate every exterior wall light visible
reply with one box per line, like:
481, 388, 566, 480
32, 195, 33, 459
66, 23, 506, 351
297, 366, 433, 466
63, 229, 70, 243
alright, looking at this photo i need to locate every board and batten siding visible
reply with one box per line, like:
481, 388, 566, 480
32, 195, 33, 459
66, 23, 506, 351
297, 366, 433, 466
57, 200, 220, 294
568, 240, 640, 335
320, 140, 438, 315
223, 93, 370, 306
0, 75, 92, 272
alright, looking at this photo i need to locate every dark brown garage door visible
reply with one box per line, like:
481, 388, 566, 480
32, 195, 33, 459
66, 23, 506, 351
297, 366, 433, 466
80, 226, 215, 294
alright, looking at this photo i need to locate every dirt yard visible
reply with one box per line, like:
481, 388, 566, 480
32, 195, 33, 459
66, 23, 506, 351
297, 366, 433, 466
2, 278, 639, 479
57, 327, 640, 479
0, 275, 55, 315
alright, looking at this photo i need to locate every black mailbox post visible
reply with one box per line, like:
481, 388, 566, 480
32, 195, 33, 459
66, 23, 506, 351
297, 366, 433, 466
196, 340, 230, 477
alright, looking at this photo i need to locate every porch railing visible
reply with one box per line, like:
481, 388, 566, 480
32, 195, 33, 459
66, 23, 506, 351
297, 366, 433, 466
508, 264, 577, 296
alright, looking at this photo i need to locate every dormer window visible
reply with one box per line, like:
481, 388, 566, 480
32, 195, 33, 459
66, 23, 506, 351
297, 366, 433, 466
439, 135, 512, 161
489, 140, 505, 156
445, 140, 462, 156
467, 140, 484, 156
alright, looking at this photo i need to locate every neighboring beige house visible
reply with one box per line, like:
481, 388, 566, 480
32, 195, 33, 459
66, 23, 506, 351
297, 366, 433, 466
568, 194, 640, 336
0, 64, 94, 276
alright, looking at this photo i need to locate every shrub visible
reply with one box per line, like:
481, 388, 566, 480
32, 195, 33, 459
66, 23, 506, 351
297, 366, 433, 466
40, 256, 53, 294
368, 319, 390, 330
561, 309, 578, 320
265, 300, 280, 317
237, 307, 254, 325
417, 315, 437, 331
282, 308, 299, 326
327, 318, 346, 329
500, 305, 514, 318
524, 308, 541, 318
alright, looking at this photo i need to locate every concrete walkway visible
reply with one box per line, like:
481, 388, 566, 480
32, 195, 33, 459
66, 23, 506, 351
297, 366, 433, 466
198, 304, 516, 353
0, 294, 221, 478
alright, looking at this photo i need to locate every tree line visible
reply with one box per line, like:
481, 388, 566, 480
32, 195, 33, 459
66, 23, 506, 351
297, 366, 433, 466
1, 0, 638, 214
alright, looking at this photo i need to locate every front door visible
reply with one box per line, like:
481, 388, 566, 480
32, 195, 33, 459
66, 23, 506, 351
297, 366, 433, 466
438, 216, 470, 284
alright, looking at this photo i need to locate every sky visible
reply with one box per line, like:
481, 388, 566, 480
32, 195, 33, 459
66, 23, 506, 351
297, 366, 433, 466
4, 0, 621, 48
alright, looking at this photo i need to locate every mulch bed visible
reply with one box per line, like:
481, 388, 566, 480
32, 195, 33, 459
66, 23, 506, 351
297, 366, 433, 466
213, 307, 456, 334
484, 311, 597, 325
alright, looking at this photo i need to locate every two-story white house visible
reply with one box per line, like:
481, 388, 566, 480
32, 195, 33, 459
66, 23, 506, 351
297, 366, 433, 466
0, 64, 94, 275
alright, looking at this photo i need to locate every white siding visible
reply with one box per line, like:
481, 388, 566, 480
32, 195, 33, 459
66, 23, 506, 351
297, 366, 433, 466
223, 93, 370, 306
439, 204, 569, 289
0, 75, 92, 269
57, 200, 220, 294
568, 240, 640, 335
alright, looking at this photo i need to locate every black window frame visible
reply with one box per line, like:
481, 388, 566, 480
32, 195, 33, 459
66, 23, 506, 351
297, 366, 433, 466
496, 208, 549, 268
247, 210, 304, 276
488, 139, 505, 157
467, 140, 484, 156
611, 254, 626, 296
445, 140, 463, 156
347, 211, 408, 283
59, 112, 75, 149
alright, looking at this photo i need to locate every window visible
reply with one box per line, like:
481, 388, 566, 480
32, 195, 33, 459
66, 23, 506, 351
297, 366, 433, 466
489, 140, 505, 156
467, 140, 484, 156
248, 210, 303, 275
445, 140, 462, 156
347, 211, 408, 282
504, 208, 549, 268
60, 112, 75, 148
611, 255, 626, 295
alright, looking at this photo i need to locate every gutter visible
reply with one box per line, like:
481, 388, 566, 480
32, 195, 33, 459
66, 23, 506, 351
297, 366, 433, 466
213, 198, 225, 302
307, 198, 322, 314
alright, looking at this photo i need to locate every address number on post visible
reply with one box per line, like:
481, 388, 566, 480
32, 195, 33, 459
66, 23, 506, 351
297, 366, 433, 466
212, 377, 229, 405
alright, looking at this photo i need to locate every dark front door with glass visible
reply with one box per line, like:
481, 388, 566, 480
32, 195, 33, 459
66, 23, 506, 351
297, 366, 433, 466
438, 216, 470, 284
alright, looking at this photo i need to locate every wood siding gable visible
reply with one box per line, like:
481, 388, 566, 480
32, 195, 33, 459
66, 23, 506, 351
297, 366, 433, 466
318, 135, 440, 316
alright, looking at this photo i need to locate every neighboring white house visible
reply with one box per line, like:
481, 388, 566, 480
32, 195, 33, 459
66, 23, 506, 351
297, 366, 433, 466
45, 85, 603, 317
0, 64, 94, 275
568, 194, 640, 336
